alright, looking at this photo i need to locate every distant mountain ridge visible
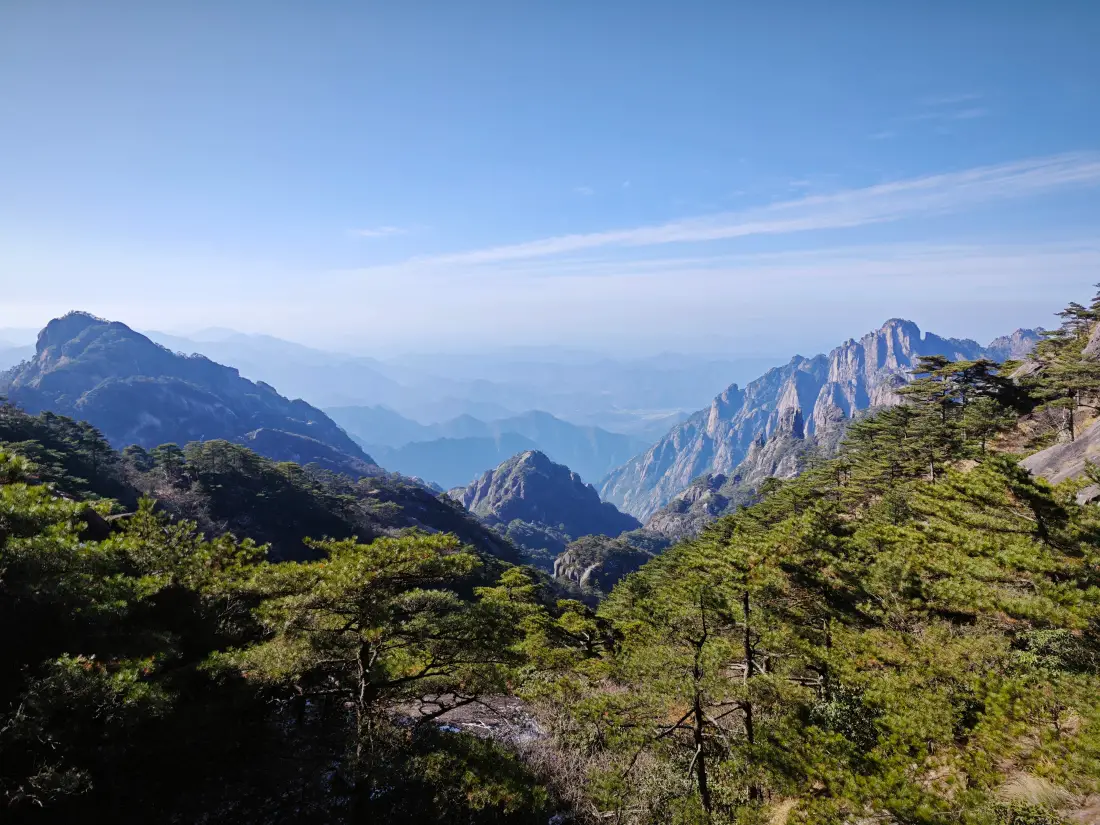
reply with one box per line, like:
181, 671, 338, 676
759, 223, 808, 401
145, 329, 764, 438
328, 406, 648, 488
369, 433, 541, 490
0, 344, 33, 372
0, 312, 380, 475
601, 319, 1041, 520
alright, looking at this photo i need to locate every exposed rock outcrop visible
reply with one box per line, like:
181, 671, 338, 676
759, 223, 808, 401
449, 450, 640, 566
641, 405, 851, 542
601, 320, 1039, 520
986, 328, 1044, 362
552, 534, 654, 593
1020, 418, 1100, 485
451, 450, 639, 537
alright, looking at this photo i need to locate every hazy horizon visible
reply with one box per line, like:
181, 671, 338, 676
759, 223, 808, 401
1, 303, 1047, 365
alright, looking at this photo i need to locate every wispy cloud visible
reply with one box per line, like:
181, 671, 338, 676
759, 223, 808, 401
348, 226, 408, 239
905, 92, 989, 124
906, 107, 989, 123
574, 185, 595, 196
318, 238, 1099, 352
868, 130, 896, 140
919, 92, 982, 107
403, 153, 1100, 267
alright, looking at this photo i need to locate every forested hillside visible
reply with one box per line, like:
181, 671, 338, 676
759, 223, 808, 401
2, 290, 1099, 824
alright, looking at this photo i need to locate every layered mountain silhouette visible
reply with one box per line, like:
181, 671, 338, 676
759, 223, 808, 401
329, 406, 648, 488
601, 319, 1041, 520
448, 450, 641, 566
0, 343, 33, 372
0, 312, 380, 476
146, 330, 760, 438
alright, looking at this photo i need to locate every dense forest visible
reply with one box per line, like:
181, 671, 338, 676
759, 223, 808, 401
3, 290, 1100, 824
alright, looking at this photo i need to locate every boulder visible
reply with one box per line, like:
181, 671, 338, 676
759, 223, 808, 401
1020, 419, 1100, 485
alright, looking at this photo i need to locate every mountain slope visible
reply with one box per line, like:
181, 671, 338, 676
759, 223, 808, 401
1, 312, 379, 475
449, 450, 641, 566
325, 404, 436, 447
601, 320, 1040, 520
0, 402, 520, 564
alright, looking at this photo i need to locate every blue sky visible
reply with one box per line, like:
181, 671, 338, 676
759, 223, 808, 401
2, 1, 1099, 356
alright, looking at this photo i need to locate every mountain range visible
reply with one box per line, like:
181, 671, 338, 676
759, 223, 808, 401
600, 319, 1041, 520
0, 312, 381, 477
1, 310, 1043, 550
328, 406, 649, 489
144, 329, 761, 439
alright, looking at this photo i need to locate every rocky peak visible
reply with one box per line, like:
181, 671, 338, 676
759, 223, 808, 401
601, 317, 1016, 521
879, 317, 923, 340
36, 311, 112, 356
987, 328, 1043, 362
451, 450, 639, 540
2, 312, 372, 468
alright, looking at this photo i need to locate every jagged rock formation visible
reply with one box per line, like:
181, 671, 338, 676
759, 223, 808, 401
451, 450, 640, 536
641, 405, 851, 542
642, 473, 739, 542
449, 450, 640, 566
601, 320, 1039, 520
985, 328, 1043, 362
0, 312, 380, 475
552, 534, 654, 592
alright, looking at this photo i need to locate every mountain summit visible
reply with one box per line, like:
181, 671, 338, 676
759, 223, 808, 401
449, 450, 641, 565
600, 319, 1040, 519
451, 450, 640, 536
0, 311, 378, 473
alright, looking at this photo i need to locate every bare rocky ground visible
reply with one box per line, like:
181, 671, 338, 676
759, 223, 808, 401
397, 694, 544, 746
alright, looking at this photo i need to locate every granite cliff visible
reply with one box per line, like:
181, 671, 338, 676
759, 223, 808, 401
601, 319, 1040, 520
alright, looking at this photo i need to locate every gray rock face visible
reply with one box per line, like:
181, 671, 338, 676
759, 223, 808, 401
1076, 484, 1100, 506
450, 449, 640, 539
642, 473, 735, 542
986, 328, 1043, 362
601, 320, 1037, 521
642, 406, 834, 542
602, 319, 1007, 519
552, 534, 653, 593
1084, 324, 1100, 360
1020, 419, 1100, 485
